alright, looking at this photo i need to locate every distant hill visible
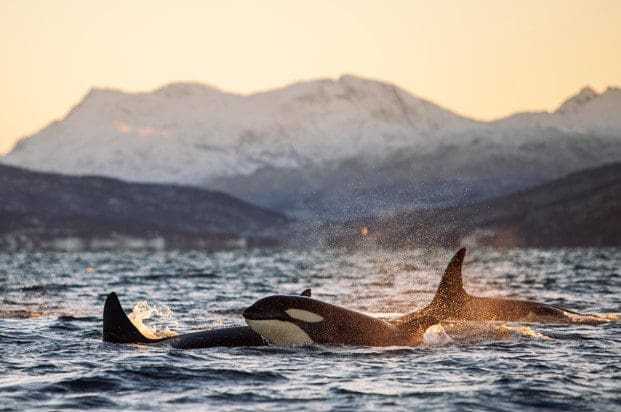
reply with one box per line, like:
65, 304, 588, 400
3, 75, 620, 219
325, 163, 621, 248
0, 164, 288, 250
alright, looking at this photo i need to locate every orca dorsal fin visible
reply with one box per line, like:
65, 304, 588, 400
102, 292, 163, 344
430, 248, 468, 306
300, 289, 312, 297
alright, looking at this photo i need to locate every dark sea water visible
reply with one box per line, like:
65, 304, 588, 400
0, 248, 619, 411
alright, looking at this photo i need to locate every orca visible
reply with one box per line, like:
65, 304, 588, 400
242, 295, 439, 346
103, 289, 312, 348
397, 248, 610, 325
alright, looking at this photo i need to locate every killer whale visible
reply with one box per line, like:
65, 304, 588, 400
243, 295, 439, 346
103, 289, 312, 348
397, 248, 610, 325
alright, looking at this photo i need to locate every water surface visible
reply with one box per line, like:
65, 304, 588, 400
1, 248, 619, 410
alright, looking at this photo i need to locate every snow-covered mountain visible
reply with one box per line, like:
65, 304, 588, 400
3, 75, 621, 219
492, 86, 621, 133
4, 75, 476, 183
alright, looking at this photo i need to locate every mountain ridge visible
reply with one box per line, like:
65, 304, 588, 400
3, 75, 620, 219
0, 163, 287, 250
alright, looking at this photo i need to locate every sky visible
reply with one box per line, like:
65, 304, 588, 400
1, 0, 620, 154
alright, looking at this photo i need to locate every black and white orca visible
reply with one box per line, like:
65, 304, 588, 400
103, 289, 312, 348
397, 248, 611, 325
243, 295, 439, 346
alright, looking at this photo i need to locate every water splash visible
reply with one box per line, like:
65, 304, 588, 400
440, 321, 550, 341
127, 300, 179, 339
562, 311, 617, 325
1, 249, 619, 411
495, 325, 550, 340
422, 323, 453, 346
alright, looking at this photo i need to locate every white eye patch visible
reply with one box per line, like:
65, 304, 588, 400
285, 309, 324, 323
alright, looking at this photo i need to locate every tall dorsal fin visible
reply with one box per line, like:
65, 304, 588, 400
430, 248, 468, 306
300, 289, 312, 297
103, 292, 163, 344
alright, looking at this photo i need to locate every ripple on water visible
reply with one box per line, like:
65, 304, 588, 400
0, 248, 619, 411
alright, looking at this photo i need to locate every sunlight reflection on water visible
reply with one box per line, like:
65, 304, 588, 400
0, 248, 619, 410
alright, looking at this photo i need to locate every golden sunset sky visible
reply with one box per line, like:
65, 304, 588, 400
1, 0, 620, 154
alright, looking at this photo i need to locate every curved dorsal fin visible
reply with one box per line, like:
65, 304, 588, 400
103, 292, 163, 344
300, 289, 312, 297
430, 248, 468, 306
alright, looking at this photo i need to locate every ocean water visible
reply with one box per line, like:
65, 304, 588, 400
0, 248, 619, 411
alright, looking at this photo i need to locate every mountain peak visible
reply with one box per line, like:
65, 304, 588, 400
336, 74, 403, 92
337, 73, 379, 85
154, 82, 225, 98
84, 87, 124, 99
556, 86, 599, 114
